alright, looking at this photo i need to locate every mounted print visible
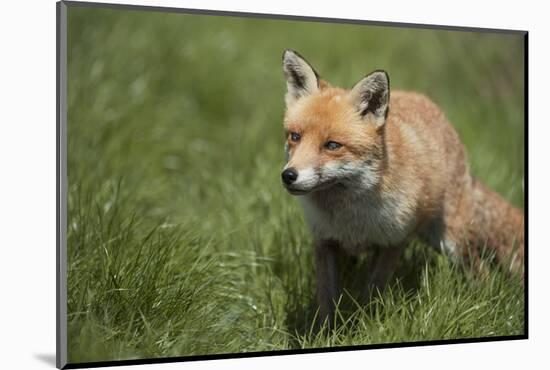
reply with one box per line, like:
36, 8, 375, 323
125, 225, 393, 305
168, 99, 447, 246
57, 1, 527, 368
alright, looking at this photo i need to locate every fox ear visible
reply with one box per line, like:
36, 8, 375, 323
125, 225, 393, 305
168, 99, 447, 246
282, 49, 320, 106
350, 70, 390, 127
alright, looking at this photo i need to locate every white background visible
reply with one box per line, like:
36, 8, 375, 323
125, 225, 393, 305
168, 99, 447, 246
0, 0, 547, 368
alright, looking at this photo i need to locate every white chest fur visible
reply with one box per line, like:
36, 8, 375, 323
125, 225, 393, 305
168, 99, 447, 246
298, 187, 416, 254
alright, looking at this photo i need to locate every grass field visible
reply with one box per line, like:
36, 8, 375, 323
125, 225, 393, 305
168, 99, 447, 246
66, 5, 525, 364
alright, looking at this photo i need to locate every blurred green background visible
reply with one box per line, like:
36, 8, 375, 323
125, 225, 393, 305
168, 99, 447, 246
66, 5, 525, 364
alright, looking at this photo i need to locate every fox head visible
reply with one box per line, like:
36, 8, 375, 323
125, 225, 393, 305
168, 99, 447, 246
281, 49, 390, 195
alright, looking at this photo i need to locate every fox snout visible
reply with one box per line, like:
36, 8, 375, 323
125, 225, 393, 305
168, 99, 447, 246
281, 166, 319, 195
281, 168, 298, 185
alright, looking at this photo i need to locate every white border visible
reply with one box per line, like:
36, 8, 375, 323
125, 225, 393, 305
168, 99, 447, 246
1, 0, 548, 369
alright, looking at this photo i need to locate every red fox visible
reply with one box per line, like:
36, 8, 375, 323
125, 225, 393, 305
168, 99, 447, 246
280, 49, 524, 322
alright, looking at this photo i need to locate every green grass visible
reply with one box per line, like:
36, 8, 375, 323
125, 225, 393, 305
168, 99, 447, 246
66, 6, 525, 364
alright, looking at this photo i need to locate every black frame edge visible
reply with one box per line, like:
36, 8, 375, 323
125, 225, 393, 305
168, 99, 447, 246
57, 1, 69, 369
523, 31, 529, 338
63, 335, 527, 369
63, 0, 527, 35
56, 2, 61, 367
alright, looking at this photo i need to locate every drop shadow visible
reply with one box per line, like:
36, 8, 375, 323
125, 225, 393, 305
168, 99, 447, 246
34, 353, 57, 367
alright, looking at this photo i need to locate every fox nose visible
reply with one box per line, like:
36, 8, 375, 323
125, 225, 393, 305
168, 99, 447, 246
281, 168, 298, 185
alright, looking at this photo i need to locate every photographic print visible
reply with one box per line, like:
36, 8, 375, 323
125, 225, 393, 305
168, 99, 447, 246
57, 1, 526, 367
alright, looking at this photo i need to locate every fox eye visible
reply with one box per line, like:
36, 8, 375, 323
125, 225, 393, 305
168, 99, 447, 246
290, 132, 301, 142
324, 141, 343, 150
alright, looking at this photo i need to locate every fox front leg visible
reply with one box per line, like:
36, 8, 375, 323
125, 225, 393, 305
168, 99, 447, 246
365, 244, 406, 298
314, 239, 340, 326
